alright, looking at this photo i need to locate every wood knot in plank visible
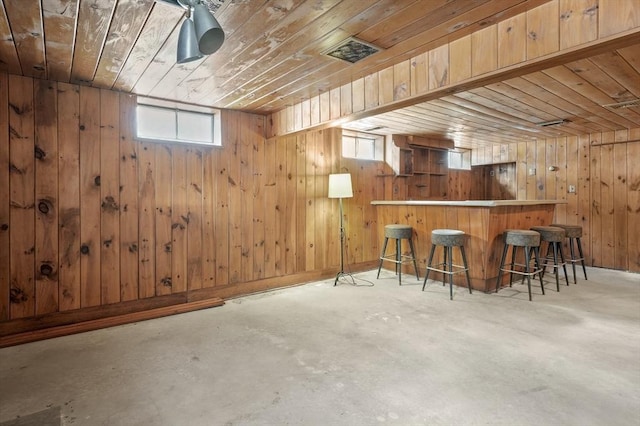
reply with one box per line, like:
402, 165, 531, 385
584, 5, 598, 16
10, 287, 28, 303
38, 199, 53, 214
40, 263, 55, 276
35, 146, 46, 160
9, 103, 31, 115
101, 196, 119, 212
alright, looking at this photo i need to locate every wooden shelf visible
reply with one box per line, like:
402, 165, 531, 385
389, 135, 450, 200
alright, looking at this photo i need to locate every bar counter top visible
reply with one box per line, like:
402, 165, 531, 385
371, 199, 565, 207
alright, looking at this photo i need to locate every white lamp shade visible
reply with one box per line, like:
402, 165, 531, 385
328, 173, 353, 198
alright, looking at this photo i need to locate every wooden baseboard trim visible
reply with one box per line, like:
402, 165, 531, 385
0, 298, 224, 348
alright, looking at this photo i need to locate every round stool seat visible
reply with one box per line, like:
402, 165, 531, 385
384, 224, 413, 239
504, 229, 540, 247
531, 226, 565, 242
551, 223, 583, 238
431, 229, 465, 247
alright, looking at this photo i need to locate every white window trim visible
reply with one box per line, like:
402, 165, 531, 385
135, 97, 222, 147
341, 130, 384, 161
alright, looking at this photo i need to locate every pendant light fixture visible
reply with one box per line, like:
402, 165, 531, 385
193, 2, 225, 55
177, 12, 203, 63
168, 0, 225, 64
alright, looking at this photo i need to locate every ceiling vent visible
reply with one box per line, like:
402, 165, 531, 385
602, 99, 640, 110
324, 37, 382, 63
536, 119, 570, 127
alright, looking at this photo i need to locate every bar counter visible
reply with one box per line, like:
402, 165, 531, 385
372, 200, 565, 292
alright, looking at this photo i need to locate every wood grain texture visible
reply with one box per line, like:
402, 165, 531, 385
171, 148, 188, 293
0, 73, 9, 320
34, 80, 59, 315
99, 90, 121, 305
3, 1, 46, 78
0, 4, 21, 75
155, 144, 173, 296
71, 0, 116, 84
9, 76, 36, 318
42, 0, 79, 81
92, 0, 154, 88
186, 147, 203, 291
79, 86, 101, 308
119, 94, 139, 301
57, 82, 81, 312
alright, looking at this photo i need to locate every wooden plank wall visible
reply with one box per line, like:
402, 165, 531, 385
0, 73, 382, 331
471, 129, 640, 273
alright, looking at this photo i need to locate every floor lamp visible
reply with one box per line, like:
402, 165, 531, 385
328, 173, 353, 286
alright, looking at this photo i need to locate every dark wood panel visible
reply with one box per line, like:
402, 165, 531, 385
0, 73, 9, 320
9, 75, 36, 319
34, 80, 59, 315
79, 86, 102, 308
57, 82, 81, 312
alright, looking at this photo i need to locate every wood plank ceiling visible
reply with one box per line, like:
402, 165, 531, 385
1, 0, 639, 148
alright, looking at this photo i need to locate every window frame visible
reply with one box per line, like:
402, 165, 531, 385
135, 98, 222, 147
341, 130, 384, 161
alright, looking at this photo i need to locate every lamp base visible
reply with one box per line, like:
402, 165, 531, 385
334, 270, 355, 286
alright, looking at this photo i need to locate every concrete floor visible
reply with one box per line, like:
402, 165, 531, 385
1, 267, 639, 426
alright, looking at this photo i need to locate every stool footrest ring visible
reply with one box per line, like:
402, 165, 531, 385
426, 263, 469, 275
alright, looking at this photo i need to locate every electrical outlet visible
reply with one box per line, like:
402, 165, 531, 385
528, 168, 536, 176
568, 185, 576, 193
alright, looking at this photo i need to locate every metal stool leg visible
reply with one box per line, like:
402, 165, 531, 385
551, 241, 560, 292
376, 237, 389, 279
396, 238, 402, 285
523, 244, 533, 301
568, 237, 577, 284
423, 244, 436, 290
460, 245, 472, 294
509, 246, 518, 287
558, 242, 569, 286
442, 246, 448, 286
496, 243, 509, 293
576, 237, 588, 280
532, 246, 545, 295
408, 237, 420, 281
448, 246, 454, 300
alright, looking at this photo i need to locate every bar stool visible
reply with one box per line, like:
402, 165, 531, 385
551, 223, 587, 283
531, 226, 570, 291
422, 229, 472, 300
496, 229, 544, 301
376, 224, 419, 285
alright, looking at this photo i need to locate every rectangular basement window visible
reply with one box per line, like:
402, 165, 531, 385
136, 97, 222, 147
342, 130, 384, 161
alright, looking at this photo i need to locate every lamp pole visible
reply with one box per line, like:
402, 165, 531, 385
334, 197, 346, 286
